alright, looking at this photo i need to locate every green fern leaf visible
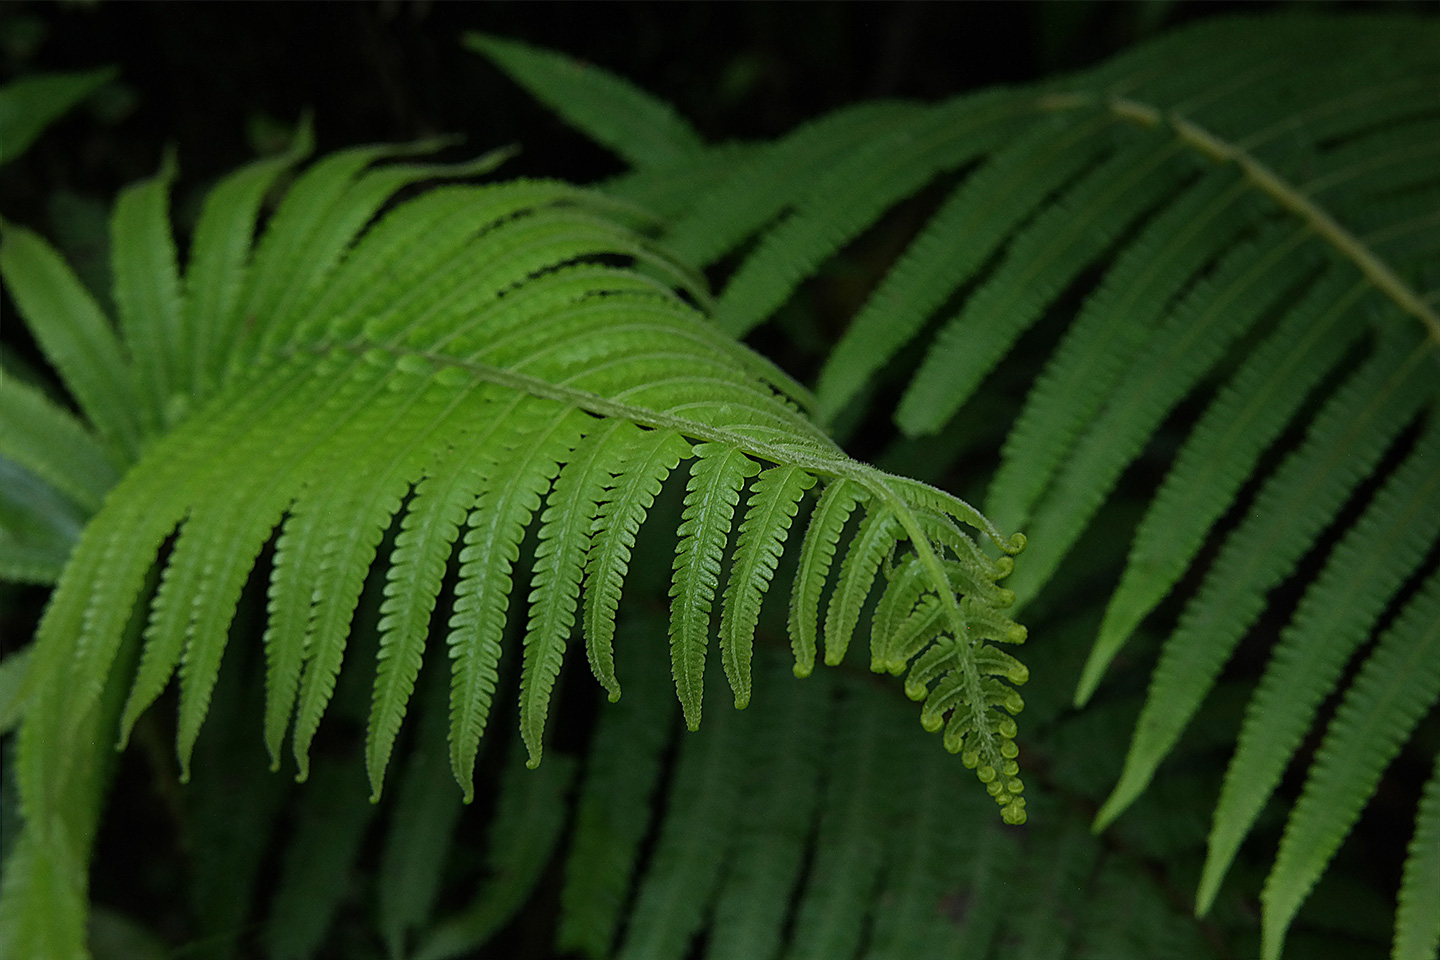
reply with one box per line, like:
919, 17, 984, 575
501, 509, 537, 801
663, 101, 927, 269
0, 377, 118, 513
5, 130, 1033, 953
719, 464, 816, 707
823, 505, 900, 668
895, 129, 1194, 439
1079, 266, 1367, 705
485, 18, 1440, 957
713, 90, 1027, 338
602, 140, 762, 223
868, 554, 932, 672
1261, 569, 1440, 960
878, 593, 945, 676
1001, 223, 1319, 602
366, 420, 494, 799
450, 405, 587, 792
1394, 752, 1440, 960
582, 425, 693, 701
669, 443, 760, 731
184, 121, 314, 396
231, 144, 401, 349
0, 224, 144, 460
983, 167, 1255, 544
1197, 419, 1440, 913
0, 67, 117, 166
287, 377, 475, 781
815, 109, 1118, 421
464, 32, 705, 170
110, 151, 182, 433
789, 478, 867, 678
519, 416, 626, 764
1096, 332, 1435, 830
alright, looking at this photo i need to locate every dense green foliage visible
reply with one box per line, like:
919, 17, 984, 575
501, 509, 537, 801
1, 7, 1437, 960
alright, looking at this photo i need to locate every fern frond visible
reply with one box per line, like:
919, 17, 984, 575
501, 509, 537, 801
110, 150, 182, 434
184, 121, 315, 397
1395, 752, 1440, 960
816, 109, 1119, 421
602, 140, 763, 223
1096, 332, 1435, 830
0, 223, 144, 460
519, 418, 629, 758
366, 406, 497, 798
230, 143, 403, 350
449, 404, 587, 791
868, 554, 932, 672
1197, 418, 1440, 913
823, 505, 900, 668
583, 425, 693, 701
789, 478, 867, 678
488, 23, 1439, 892
1080, 266, 1367, 704
662, 101, 928, 269
1002, 222, 1319, 602
895, 130, 1194, 438
0, 66, 117, 166
7, 129, 1032, 953
0, 376, 117, 513
287, 377, 479, 781
464, 32, 706, 170
712, 90, 1029, 339
1261, 568, 1440, 960
719, 464, 815, 707
669, 443, 759, 731
983, 166, 1255, 540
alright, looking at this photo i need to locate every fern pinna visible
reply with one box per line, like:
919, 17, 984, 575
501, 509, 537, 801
0, 125, 1027, 956
473, 13, 1440, 960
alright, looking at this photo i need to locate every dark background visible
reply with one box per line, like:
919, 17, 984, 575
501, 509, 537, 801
0, 1, 1220, 225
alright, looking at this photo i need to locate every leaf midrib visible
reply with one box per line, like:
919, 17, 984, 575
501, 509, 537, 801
1045, 91, 1440, 350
